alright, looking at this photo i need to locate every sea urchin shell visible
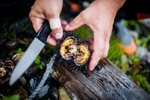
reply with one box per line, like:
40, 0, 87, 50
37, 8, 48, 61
0, 59, 14, 85
60, 36, 90, 66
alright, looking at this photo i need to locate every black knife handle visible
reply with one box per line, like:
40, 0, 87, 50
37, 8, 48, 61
36, 20, 52, 43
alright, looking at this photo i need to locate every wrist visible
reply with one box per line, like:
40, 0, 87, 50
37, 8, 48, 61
95, 0, 126, 20
110, 0, 126, 10
96, 0, 126, 11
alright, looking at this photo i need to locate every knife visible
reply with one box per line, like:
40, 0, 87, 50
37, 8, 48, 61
9, 20, 52, 85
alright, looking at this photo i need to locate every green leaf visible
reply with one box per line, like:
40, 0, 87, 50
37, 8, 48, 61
34, 56, 41, 64
16, 48, 23, 54
38, 64, 43, 70
2, 94, 19, 100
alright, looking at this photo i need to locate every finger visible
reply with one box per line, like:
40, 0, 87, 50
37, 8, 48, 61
88, 38, 94, 50
89, 49, 102, 71
61, 20, 68, 32
65, 14, 85, 31
49, 18, 61, 30
49, 18, 63, 40
104, 42, 109, 58
61, 20, 68, 26
47, 34, 57, 46
88, 33, 105, 71
103, 32, 111, 58
29, 10, 45, 32
31, 18, 44, 33
49, 20, 68, 38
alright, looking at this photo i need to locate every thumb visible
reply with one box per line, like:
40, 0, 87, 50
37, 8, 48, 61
65, 15, 85, 31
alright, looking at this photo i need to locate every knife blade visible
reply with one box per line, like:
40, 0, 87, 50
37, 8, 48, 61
9, 20, 52, 85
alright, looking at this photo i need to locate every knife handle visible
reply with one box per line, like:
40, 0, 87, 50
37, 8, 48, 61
36, 20, 52, 43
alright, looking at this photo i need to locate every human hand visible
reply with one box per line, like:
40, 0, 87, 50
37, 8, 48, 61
65, 0, 126, 71
29, 0, 65, 46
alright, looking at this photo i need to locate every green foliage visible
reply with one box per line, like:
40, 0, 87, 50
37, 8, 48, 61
107, 35, 124, 66
16, 48, 23, 54
18, 40, 30, 46
2, 94, 19, 100
34, 56, 43, 70
124, 20, 139, 30
0, 21, 30, 41
74, 25, 93, 40
0, 22, 17, 41
120, 54, 129, 73
135, 34, 150, 50
132, 70, 150, 93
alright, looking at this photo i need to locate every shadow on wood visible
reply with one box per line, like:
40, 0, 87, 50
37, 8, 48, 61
50, 58, 150, 100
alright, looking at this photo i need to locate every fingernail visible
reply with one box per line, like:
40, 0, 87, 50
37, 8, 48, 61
90, 67, 94, 71
62, 20, 68, 25
65, 25, 69, 31
55, 32, 62, 39
89, 65, 94, 71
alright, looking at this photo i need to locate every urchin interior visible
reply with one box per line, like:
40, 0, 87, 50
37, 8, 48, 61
60, 37, 90, 66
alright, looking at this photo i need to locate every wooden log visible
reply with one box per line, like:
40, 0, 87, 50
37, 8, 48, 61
50, 58, 150, 100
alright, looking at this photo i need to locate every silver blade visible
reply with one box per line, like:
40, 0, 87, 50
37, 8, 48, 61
9, 38, 45, 85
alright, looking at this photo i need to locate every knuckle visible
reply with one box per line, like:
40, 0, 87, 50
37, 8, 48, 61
29, 11, 33, 18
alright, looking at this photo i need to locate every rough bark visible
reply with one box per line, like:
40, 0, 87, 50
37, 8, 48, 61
50, 58, 150, 100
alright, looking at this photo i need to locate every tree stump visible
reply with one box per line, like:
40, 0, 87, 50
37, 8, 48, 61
50, 58, 150, 100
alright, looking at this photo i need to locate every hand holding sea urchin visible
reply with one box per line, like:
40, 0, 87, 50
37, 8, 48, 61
56, 33, 91, 71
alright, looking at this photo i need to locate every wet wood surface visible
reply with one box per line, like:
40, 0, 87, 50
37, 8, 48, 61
50, 58, 150, 100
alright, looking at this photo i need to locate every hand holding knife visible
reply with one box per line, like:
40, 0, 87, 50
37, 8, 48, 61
9, 20, 52, 85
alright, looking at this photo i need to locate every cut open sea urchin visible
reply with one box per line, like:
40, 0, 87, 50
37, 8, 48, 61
57, 33, 91, 71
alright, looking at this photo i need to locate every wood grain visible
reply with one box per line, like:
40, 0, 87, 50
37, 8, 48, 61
50, 58, 150, 100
